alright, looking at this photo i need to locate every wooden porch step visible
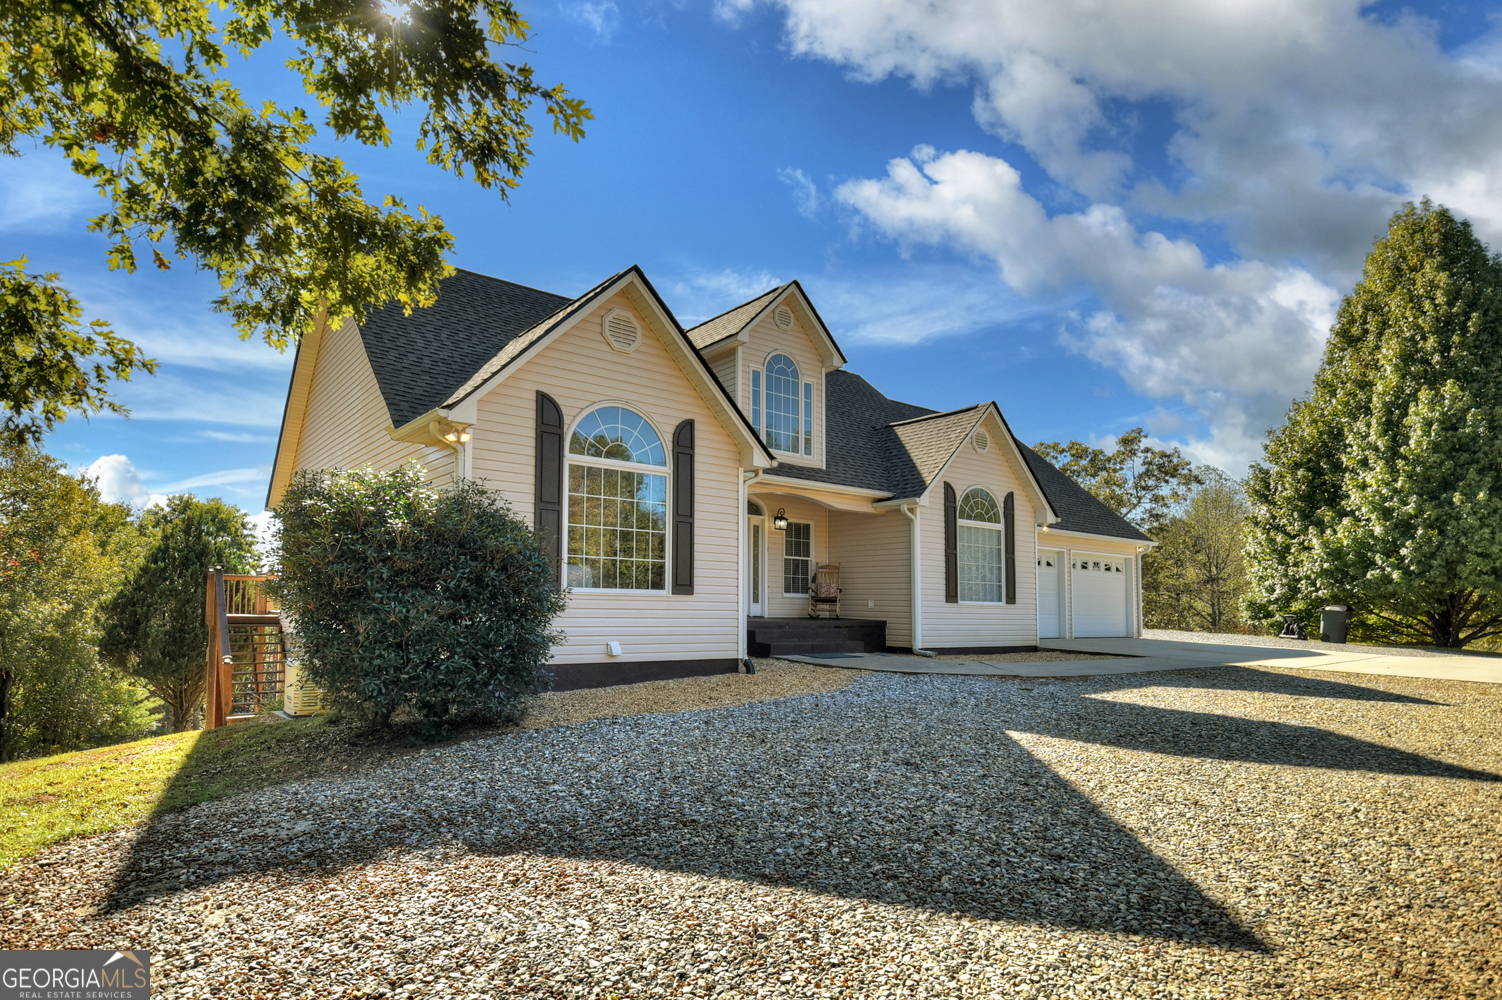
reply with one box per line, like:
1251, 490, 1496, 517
757, 639, 868, 657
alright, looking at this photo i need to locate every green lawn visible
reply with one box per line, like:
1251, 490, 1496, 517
0, 714, 331, 868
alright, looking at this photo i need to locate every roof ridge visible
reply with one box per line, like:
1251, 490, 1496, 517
448, 267, 572, 301
885, 403, 986, 428
683, 284, 788, 333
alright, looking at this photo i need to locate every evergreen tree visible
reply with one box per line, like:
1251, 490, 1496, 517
1246, 201, 1502, 647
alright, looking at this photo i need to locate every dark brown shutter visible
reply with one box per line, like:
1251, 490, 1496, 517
1003, 491, 1017, 604
672, 420, 695, 595
535, 391, 565, 588
943, 482, 958, 603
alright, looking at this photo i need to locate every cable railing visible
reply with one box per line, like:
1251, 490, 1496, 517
204, 569, 285, 728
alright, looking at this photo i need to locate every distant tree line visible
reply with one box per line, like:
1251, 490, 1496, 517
0, 446, 257, 761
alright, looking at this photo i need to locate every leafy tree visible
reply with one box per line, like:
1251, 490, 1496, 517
0, 0, 590, 442
100, 495, 259, 730
0, 446, 156, 761
272, 465, 565, 727
1033, 427, 1200, 529
0, 260, 157, 446
1143, 469, 1250, 633
1246, 201, 1502, 648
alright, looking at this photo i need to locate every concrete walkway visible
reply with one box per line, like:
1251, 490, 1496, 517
787, 635, 1502, 684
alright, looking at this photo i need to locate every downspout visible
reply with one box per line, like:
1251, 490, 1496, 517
902, 503, 936, 657
429, 418, 470, 483
741, 468, 766, 673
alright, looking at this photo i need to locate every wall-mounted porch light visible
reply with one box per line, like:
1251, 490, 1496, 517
772, 508, 789, 531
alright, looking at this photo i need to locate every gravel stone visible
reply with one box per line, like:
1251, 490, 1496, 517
3, 664, 1499, 999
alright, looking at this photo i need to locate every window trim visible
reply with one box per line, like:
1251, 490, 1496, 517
802, 381, 813, 456
781, 519, 814, 597
956, 484, 1005, 605
564, 402, 672, 595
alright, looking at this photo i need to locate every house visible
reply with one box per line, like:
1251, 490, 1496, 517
267, 266, 1152, 689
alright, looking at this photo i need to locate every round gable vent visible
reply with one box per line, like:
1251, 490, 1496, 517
774, 305, 794, 330
973, 428, 991, 453
602, 309, 641, 354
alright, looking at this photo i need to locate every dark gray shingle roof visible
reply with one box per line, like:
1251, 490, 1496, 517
359, 268, 573, 428
1016, 442, 1152, 542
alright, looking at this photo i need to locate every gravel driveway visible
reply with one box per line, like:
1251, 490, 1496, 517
4, 665, 1500, 999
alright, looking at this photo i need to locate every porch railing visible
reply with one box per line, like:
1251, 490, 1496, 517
204, 570, 285, 728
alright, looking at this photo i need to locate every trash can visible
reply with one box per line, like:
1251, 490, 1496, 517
1320, 605, 1350, 644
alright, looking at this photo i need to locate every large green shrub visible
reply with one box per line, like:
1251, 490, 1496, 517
272, 465, 565, 726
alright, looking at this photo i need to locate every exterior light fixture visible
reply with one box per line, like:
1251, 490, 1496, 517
772, 508, 789, 531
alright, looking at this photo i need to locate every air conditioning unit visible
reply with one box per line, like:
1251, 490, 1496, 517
283, 658, 325, 716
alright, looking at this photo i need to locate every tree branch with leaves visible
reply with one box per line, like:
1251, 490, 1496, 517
0, 0, 590, 442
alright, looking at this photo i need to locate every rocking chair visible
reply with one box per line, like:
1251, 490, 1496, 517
808, 564, 842, 619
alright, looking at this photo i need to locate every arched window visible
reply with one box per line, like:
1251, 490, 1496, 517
957, 487, 1003, 603
566, 406, 668, 591
764, 353, 801, 453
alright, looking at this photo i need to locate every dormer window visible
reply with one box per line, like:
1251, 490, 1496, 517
758, 353, 813, 457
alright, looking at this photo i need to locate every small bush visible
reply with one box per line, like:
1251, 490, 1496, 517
271, 465, 566, 726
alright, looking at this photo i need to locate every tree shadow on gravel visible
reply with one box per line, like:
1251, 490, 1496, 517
1108, 666, 1445, 705
97, 669, 1492, 951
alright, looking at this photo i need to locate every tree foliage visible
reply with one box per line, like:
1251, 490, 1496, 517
0, 0, 589, 438
99, 495, 259, 731
0, 446, 156, 761
1033, 427, 1200, 529
1246, 201, 1502, 648
272, 465, 564, 727
1143, 469, 1250, 633
0, 260, 157, 446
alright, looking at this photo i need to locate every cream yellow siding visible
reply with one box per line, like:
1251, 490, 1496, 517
828, 509, 912, 648
710, 347, 739, 400
919, 416, 1040, 649
746, 493, 831, 618
740, 310, 824, 469
294, 317, 443, 477
468, 291, 743, 666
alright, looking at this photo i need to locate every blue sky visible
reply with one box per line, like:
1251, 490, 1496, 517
6, 0, 1502, 514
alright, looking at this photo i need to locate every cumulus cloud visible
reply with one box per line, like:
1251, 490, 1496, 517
837, 148, 1339, 460
731, 0, 1502, 465
85, 455, 167, 509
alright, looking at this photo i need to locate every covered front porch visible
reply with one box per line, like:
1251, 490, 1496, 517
744, 481, 914, 655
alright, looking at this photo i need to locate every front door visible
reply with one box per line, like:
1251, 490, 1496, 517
747, 518, 764, 617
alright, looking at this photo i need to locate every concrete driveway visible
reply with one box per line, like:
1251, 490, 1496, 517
790, 633, 1502, 684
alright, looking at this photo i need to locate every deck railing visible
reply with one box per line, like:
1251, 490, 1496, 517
205, 570, 285, 728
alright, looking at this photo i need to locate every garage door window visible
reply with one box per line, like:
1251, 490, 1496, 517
958, 488, 1003, 603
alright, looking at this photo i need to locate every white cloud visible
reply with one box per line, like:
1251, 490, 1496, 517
160, 465, 272, 492
84, 455, 167, 510
723, 0, 1502, 467
0, 154, 99, 233
777, 167, 823, 219
671, 267, 784, 325
564, 0, 620, 41
837, 147, 1339, 463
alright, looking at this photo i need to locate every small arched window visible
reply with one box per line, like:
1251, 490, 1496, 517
957, 487, 1003, 602
566, 405, 668, 591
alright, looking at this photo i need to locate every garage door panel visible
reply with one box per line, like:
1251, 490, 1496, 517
1072, 553, 1129, 638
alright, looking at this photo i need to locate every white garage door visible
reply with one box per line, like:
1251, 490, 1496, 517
1071, 553, 1130, 637
1037, 549, 1062, 639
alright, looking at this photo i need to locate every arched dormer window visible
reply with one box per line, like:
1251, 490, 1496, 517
566, 405, 668, 591
753, 352, 814, 457
957, 487, 1003, 603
